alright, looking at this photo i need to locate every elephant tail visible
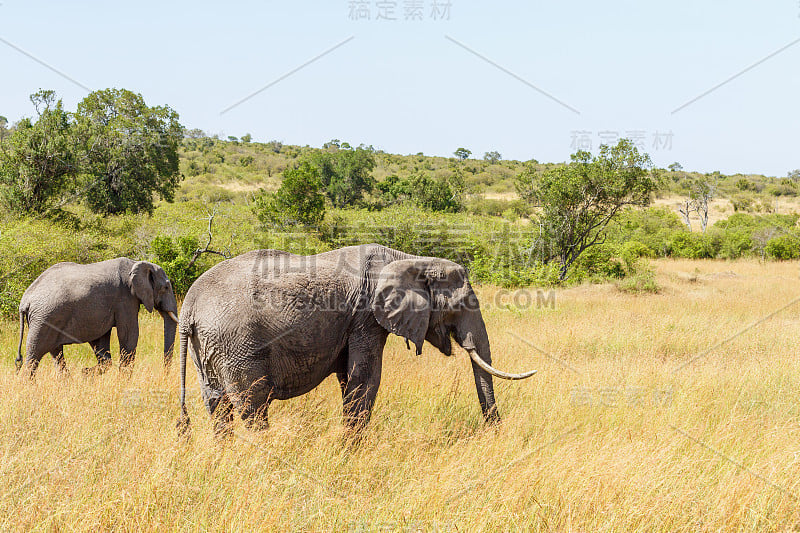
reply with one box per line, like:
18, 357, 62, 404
176, 322, 191, 437
15, 309, 26, 373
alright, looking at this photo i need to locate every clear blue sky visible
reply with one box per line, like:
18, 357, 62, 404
1, 0, 798, 176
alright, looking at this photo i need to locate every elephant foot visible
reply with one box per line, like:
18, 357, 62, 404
243, 416, 268, 432
213, 418, 234, 440
483, 409, 502, 425
82, 360, 112, 377
176, 412, 192, 440
212, 399, 235, 440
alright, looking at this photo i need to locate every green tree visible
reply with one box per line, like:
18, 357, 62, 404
377, 172, 463, 212
483, 151, 502, 164
241, 133, 252, 143
514, 159, 540, 204
73, 88, 183, 215
185, 128, 206, 139
305, 143, 376, 208
522, 139, 658, 280
0, 90, 77, 214
0, 115, 9, 142
454, 147, 471, 160
253, 160, 325, 227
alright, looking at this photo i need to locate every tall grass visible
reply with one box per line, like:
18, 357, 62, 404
1, 259, 799, 531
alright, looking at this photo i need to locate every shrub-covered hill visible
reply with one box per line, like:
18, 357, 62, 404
180, 137, 800, 202
177, 137, 531, 204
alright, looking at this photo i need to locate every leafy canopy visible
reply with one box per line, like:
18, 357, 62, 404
454, 147, 471, 160
305, 142, 376, 208
377, 172, 464, 212
74, 88, 184, 215
0, 90, 77, 214
522, 139, 659, 279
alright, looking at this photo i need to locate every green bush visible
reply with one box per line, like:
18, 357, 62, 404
571, 244, 626, 281
765, 235, 800, 260
616, 267, 660, 294
767, 184, 797, 197
605, 208, 685, 258
712, 228, 753, 259
668, 232, 715, 259
730, 195, 754, 212
252, 161, 325, 227
468, 255, 562, 288
377, 173, 463, 212
149, 235, 204, 296
620, 240, 655, 261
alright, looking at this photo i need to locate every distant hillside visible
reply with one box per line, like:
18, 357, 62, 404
177, 137, 800, 222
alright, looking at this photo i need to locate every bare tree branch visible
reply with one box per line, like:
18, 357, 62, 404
186, 206, 232, 270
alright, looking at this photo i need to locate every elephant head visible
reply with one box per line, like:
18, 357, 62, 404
129, 261, 179, 365
372, 258, 536, 422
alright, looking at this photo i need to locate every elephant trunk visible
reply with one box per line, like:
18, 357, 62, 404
160, 311, 178, 366
457, 310, 501, 423
158, 287, 179, 366
455, 309, 538, 423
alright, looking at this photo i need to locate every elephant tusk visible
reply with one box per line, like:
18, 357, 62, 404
167, 311, 180, 323
468, 350, 537, 380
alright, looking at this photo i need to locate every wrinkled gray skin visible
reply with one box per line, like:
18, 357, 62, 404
177, 244, 535, 435
17, 258, 178, 376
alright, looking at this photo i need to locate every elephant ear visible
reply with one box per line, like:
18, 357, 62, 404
372, 259, 432, 355
129, 261, 155, 312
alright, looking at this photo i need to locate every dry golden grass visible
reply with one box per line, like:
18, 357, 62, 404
2, 259, 800, 531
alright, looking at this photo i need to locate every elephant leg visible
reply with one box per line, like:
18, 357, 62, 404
340, 334, 386, 430
50, 346, 67, 374
211, 395, 235, 439
239, 378, 271, 431
24, 350, 47, 378
335, 344, 349, 397
84, 331, 112, 376
117, 322, 139, 368
336, 370, 348, 399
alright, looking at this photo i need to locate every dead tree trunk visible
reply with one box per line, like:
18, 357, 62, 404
678, 200, 692, 230
186, 207, 232, 269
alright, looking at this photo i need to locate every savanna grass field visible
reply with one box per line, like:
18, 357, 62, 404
2, 258, 799, 531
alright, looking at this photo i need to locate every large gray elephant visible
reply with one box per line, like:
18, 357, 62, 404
176, 244, 536, 435
17, 257, 179, 376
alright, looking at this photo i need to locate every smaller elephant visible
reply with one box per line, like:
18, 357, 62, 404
17, 257, 179, 376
